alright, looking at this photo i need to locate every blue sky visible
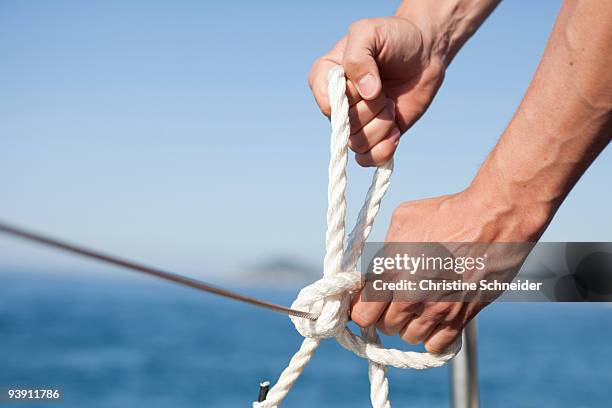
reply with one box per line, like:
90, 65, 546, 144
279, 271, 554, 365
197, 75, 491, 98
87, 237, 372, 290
1, 1, 610, 280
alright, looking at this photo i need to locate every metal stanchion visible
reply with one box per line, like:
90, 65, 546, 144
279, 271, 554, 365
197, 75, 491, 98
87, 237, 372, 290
450, 319, 479, 408
257, 381, 270, 403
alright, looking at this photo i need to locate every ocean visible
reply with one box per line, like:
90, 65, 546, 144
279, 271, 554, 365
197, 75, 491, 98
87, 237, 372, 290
1, 271, 611, 407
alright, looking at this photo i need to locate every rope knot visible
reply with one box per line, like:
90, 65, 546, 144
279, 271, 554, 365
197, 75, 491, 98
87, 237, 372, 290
289, 271, 362, 339
256, 65, 461, 408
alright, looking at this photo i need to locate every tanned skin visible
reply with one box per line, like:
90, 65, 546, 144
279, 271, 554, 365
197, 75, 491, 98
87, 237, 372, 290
309, 0, 612, 353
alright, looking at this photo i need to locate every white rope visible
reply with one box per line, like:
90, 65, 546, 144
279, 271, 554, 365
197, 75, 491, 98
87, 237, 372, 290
253, 65, 461, 408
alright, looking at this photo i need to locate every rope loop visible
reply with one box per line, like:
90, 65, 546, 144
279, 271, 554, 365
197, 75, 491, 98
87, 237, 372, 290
254, 65, 461, 408
290, 271, 361, 339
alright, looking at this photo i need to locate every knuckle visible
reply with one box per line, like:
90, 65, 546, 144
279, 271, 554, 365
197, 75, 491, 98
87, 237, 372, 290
397, 301, 421, 314
348, 19, 364, 34
401, 332, 420, 345
348, 135, 370, 154
374, 146, 396, 165
394, 200, 420, 218
351, 308, 376, 328
425, 340, 447, 355
348, 103, 365, 129
355, 154, 373, 168
307, 59, 322, 88
443, 304, 463, 322
390, 207, 406, 226
381, 100, 396, 120
377, 322, 396, 336
315, 83, 331, 117
367, 139, 397, 167
342, 52, 362, 73
320, 103, 331, 117
425, 303, 452, 319
307, 63, 333, 117
348, 18, 375, 35
426, 328, 460, 354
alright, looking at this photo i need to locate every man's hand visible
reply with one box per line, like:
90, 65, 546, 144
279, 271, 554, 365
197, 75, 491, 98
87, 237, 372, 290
308, 17, 444, 167
308, 1, 500, 166
351, 187, 549, 354
350, 0, 612, 354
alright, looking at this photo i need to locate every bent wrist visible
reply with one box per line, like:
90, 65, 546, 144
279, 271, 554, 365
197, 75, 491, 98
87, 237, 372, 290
394, 6, 452, 66
396, 0, 500, 66
466, 153, 555, 242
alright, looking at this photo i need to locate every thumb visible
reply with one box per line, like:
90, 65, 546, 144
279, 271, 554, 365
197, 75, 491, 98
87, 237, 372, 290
342, 20, 382, 100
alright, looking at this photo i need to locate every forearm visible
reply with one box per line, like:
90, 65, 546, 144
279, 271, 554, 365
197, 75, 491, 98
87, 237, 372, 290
396, 0, 501, 65
471, 0, 612, 239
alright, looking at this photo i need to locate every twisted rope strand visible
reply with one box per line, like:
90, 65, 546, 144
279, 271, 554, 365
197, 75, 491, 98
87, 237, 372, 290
364, 326, 390, 408
253, 338, 321, 407
323, 66, 350, 278
253, 65, 461, 408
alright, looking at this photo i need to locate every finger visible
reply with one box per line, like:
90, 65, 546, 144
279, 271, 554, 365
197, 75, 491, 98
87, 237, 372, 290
349, 100, 396, 154
424, 324, 461, 354
399, 303, 451, 345
348, 95, 389, 134
343, 19, 383, 100
400, 316, 443, 346
376, 301, 422, 336
345, 79, 362, 106
309, 59, 340, 117
309, 60, 361, 117
350, 294, 388, 328
423, 302, 481, 353
310, 60, 364, 116
355, 126, 400, 167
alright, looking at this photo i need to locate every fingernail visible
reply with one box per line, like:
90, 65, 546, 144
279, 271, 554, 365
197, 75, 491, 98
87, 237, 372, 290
358, 74, 377, 99
389, 128, 401, 146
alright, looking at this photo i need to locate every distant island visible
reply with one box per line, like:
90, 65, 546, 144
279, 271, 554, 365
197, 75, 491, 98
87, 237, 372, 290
232, 256, 321, 288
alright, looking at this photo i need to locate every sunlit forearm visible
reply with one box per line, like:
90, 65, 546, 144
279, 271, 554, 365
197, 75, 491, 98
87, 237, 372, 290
396, 0, 501, 64
472, 0, 612, 238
